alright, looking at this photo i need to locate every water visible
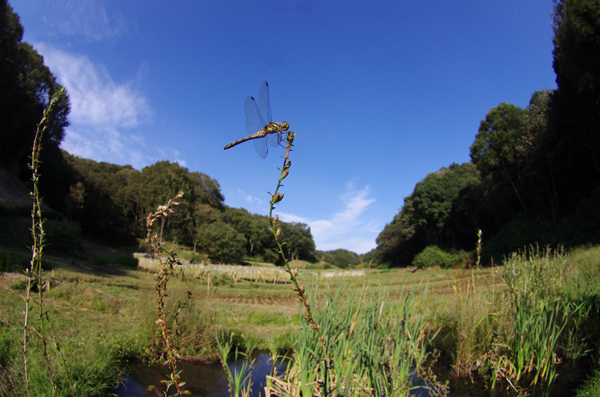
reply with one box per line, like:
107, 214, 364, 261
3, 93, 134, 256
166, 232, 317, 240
117, 354, 582, 396
116, 352, 289, 397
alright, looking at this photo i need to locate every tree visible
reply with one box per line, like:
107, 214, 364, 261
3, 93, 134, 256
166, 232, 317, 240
375, 195, 425, 267
64, 154, 139, 243
411, 163, 480, 246
189, 202, 221, 253
376, 163, 480, 266
470, 103, 529, 215
278, 222, 316, 262
223, 207, 268, 257
129, 161, 194, 242
0, 0, 70, 206
318, 249, 360, 269
519, 90, 560, 221
551, 0, 600, 207
195, 221, 246, 264
190, 171, 224, 209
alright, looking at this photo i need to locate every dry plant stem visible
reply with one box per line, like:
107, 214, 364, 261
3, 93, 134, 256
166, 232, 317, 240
146, 192, 190, 396
268, 132, 331, 394
22, 90, 74, 397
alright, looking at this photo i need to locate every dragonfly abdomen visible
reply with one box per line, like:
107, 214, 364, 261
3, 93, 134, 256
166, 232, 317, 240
223, 129, 267, 150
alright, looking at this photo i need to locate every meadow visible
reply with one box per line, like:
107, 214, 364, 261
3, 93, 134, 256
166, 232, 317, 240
1, 241, 600, 396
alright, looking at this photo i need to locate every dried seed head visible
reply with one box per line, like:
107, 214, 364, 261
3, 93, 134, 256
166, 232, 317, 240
276, 227, 281, 239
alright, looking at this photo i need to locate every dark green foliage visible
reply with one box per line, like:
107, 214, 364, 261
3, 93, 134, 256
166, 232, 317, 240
360, 248, 377, 267
470, 103, 529, 215
412, 246, 451, 269
277, 221, 317, 262
317, 249, 361, 268
412, 245, 471, 269
195, 222, 246, 264
0, 1, 70, 208
64, 153, 139, 243
376, 163, 480, 267
376, 195, 425, 267
412, 163, 480, 246
552, 0, 600, 208
223, 207, 269, 257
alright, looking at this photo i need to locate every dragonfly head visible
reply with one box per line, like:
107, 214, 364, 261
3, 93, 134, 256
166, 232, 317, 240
281, 121, 290, 131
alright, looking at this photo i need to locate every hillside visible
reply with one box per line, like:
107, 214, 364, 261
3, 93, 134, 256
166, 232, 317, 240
0, 168, 31, 208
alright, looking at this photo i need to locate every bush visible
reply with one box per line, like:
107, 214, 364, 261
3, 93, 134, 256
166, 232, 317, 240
412, 246, 471, 269
413, 245, 452, 268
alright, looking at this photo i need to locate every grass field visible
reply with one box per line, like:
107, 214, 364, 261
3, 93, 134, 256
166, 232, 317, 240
1, 242, 600, 396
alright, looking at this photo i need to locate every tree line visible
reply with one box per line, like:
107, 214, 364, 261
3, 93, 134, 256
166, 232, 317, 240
375, 0, 600, 266
63, 156, 318, 264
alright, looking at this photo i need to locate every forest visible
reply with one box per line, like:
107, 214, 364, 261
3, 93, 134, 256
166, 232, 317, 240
1, 0, 600, 269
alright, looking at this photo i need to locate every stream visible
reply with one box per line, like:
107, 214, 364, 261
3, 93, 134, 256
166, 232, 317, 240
116, 353, 583, 396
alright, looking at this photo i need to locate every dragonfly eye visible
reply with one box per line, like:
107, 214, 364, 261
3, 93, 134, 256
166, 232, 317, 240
281, 121, 290, 130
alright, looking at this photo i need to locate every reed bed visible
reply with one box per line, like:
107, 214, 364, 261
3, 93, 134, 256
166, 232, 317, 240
266, 285, 447, 397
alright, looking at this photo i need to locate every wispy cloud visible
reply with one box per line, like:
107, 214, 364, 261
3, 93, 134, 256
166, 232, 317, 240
41, 1, 126, 42
36, 45, 153, 169
279, 183, 378, 254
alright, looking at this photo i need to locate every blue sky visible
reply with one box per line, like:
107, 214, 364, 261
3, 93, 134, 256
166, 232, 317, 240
11, 1, 557, 254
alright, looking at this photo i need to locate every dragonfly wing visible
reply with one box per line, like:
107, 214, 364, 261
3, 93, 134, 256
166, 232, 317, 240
267, 130, 282, 147
254, 136, 268, 159
257, 80, 272, 124
245, 95, 266, 135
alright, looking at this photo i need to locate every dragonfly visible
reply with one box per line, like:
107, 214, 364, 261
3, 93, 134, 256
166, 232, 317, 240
224, 80, 290, 159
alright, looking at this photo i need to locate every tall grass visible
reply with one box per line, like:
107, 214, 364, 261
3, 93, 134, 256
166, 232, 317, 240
493, 246, 593, 395
266, 286, 447, 396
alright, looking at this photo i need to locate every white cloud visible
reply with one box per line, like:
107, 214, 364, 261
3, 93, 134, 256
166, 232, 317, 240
279, 184, 378, 254
41, 1, 126, 42
40, 46, 150, 128
244, 194, 267, 208
36, 45, 153, 169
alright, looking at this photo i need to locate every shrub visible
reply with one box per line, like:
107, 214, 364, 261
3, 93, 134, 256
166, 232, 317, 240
413, 245, 453, 268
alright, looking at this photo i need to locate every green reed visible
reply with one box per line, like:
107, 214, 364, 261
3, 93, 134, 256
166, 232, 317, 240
495, 246, 589, 395
217, 331, 255, 397
272, 286, 446, 397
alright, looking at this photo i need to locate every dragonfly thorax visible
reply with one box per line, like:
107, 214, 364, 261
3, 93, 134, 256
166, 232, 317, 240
265, 121, 289, 133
